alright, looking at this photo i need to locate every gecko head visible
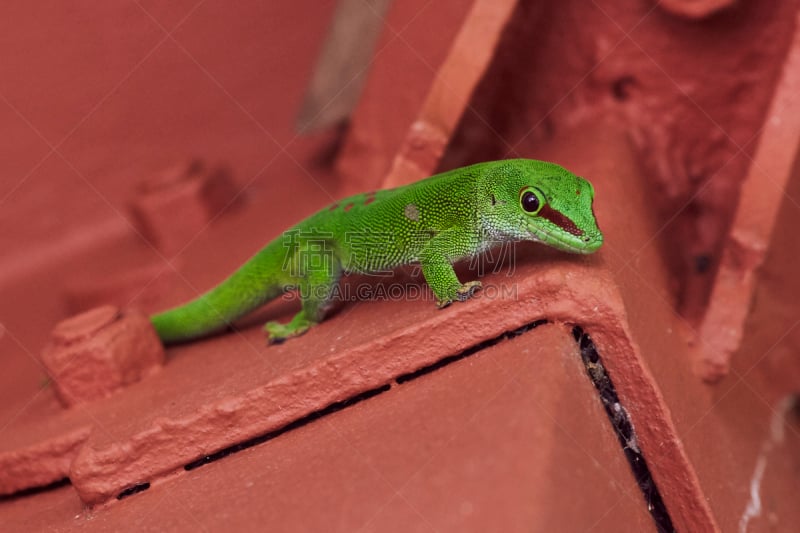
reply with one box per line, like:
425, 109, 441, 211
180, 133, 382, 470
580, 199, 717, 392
479, 159, 603, 254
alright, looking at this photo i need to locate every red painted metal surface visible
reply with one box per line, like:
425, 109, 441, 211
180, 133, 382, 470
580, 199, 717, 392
1, 1, 800, 532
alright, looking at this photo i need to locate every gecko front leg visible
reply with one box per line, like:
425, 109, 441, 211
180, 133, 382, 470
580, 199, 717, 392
418, 228, 482, 308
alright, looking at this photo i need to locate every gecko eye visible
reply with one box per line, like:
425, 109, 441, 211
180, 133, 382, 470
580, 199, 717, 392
520, 188, 544, 214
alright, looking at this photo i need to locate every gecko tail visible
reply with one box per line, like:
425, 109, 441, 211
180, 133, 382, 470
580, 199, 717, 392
151, 296, 258, 344
151, 244, 288, 343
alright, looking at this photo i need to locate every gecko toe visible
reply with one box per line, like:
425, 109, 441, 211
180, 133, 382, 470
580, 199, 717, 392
436, 298, 453, 309
456, 281, 482, 301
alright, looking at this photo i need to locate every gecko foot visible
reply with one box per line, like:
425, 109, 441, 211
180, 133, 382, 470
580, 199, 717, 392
435, 281, 482, 309
264, 314, 313, 344
456, 281, 482, 301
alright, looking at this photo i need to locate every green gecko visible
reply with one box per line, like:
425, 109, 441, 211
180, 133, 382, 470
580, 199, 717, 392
151, 159, 603, 344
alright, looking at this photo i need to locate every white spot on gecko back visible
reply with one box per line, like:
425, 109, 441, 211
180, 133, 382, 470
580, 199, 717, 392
404, 204, 420, 221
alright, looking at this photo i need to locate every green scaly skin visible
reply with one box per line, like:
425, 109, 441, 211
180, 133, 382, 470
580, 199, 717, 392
151, 159, 603, 344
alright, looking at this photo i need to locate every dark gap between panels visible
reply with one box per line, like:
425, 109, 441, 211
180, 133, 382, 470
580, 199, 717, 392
119, 318, 565, 503
572, 326, 675, 533
179, 320, 549, 480
10, 317, 678, 527
396, 319, 549, 384
117, 386, 391, 500
183, 384, 391, 472
0, 477, 71, 503
117, 482, 151, 500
